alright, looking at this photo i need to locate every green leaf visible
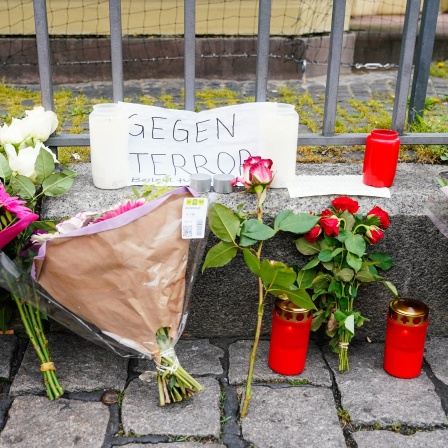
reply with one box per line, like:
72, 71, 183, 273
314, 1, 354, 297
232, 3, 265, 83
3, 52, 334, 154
41, 172, 75, 197
369, 252, 394, 270
207, 203, 240, 242
0, 153, 12, 180
344, 314, 355, 334
242, 249, 260, 276
260, 260, 296, 288
294, 237, 320, 255
335, 268, 354, 282
269, 286, 316, 310
10, 175, 36, 200
318, 249, 334, 262
328, 278, 342, 298
346, 252, 362, 272
297, 268, 316, 289
312, 275, 329, 291
240, 220, 275, 241
202, 241, 238, 271
345, 233, 366, 257
355, 266, 376, 283
302, 258, 320, 270
34, 147, 55, 183
274, 210, 293, 230
30, 220, 58, 232
383, 280, 398, 297
238, 235, 258, 247
334, 309, 347, 322
340, 210, 356, 231
336, 228, 350, 243
276, 212, 320, 234
311, 311, 324, 331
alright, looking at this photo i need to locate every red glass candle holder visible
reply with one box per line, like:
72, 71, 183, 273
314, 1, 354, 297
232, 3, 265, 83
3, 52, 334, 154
363, 129, 400, 187
268, 298, 312, 375
383, 298, 429, 379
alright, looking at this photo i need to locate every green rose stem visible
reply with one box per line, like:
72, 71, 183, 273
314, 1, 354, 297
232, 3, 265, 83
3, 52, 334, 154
12, 295, 63, 400
241, 185, 265, 418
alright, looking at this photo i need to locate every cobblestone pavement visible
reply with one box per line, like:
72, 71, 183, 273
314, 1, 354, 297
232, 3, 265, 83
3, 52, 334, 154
0, 330, 447, 447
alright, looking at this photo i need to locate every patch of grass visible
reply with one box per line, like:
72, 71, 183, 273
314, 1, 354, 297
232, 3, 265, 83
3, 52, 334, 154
430, 61, 448, 78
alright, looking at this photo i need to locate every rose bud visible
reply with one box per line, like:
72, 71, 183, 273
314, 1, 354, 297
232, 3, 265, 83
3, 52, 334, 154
304, 225, 322, 243
365, 225, 384, 244
331, 196, 360, 214
367, 206, 390, 229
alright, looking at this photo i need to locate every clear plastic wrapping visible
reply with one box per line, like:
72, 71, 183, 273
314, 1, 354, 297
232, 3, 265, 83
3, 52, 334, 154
426, 185, 448, 239
0, 187, 209, 362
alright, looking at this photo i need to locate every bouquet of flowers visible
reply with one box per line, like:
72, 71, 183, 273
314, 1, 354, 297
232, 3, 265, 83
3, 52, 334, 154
13, 187, 206, 405
294, 196, 397, 372
0, 106, 76, 399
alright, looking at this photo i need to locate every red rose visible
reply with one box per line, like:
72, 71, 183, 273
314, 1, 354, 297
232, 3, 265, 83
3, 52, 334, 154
331, 197, 360, 214
367, 206, 390, 229
304, 225, 322, 243
365, 226, 384, 244
321, 209, 333, 217
320, 214, 339, 237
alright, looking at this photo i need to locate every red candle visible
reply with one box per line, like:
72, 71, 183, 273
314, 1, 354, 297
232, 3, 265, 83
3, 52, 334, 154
363, 129, 400, 187
383, 298, 429, 379
268, 298, 312, 375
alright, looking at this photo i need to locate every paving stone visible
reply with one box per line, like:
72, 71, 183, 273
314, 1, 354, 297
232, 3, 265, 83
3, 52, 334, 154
241, 385, 346, 448
122, 377, 221, 437
10, 332, 128, 395
425, 337, 448, 386
228, 340, 331, 387
0, 395, 109, 447
324, 343, 447, 427
126, 444, 225, 448
352, 429, 448, 447
135, 339, 224, 376
0, 335, 17, 379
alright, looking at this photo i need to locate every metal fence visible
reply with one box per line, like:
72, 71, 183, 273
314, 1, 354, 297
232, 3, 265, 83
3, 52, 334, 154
33, 0, 447, 150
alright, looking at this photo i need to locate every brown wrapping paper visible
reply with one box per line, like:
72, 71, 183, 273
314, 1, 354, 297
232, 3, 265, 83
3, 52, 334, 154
34, 191, 192, 359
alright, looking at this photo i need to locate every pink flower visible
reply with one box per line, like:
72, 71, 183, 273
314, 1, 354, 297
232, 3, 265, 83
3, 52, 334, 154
93, 199, 146, 223
240, 156, 273, 192
0, 183, 39, 249
56, 212, 97, 234
367, 206, 390, 229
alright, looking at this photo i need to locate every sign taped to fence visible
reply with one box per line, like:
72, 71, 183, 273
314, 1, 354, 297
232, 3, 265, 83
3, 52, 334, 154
119, 102, 269, 186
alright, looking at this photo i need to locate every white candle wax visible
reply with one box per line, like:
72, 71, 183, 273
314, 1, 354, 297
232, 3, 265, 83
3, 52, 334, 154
89, 104, 129, 189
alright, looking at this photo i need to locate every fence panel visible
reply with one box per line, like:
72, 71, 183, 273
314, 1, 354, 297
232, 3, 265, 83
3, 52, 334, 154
29, 0, 446, 149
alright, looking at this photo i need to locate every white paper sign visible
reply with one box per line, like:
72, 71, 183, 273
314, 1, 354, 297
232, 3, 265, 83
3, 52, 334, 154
288, 175, 391, 198
118, 102, 272, 186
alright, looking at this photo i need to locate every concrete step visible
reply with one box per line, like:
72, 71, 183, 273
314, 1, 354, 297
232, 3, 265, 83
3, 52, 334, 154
41, 162, 448, 342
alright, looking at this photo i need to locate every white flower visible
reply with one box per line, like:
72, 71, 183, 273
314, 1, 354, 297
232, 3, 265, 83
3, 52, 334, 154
31, 232, 59, 245
5, 141, 58, 183
0, 118, 29, 146
25, 106, 58, 142
55, 212, 97, 234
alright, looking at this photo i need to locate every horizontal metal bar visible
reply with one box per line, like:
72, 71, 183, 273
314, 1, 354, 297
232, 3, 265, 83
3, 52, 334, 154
47, 133, 448, 148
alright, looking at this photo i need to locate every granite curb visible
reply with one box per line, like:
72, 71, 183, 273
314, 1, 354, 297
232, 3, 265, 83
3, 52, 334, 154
0, 332, 448, 447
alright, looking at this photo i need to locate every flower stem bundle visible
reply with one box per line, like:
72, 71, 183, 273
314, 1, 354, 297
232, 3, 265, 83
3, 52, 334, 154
12, 294, 63, 400
155, 327, 203, 406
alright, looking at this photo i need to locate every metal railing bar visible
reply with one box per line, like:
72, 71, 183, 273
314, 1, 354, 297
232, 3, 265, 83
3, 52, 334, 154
392, 0, 421, 134
46, 133, 448, 148
408, 0, 440, 124
109, 0, 124, 103
184, 0, 196, 111
322, 0, 347, 136
33, 0, 54, 111
255, 0, 272, 102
